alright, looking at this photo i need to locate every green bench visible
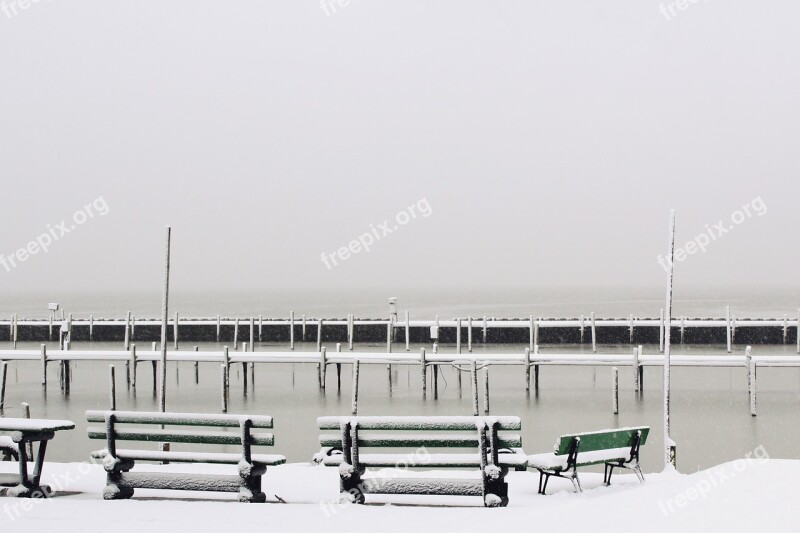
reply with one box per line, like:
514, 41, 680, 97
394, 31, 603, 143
86, 410, 286, 502
527, 426, 648, 494
315, 416, 527, 507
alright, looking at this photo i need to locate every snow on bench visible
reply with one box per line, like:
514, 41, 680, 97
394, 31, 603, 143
527, 426, 648, 494
314, 416, 527, 507
86, 410, 286, 503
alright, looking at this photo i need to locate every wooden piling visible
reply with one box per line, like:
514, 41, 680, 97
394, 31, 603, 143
124, 311, 131, 351
49, 314, 53, 340
89, 314, 94, 341
173, 311, 179, 350
250, 318, 255, 352
40, 344, 47, 387
534, 345, 540, 390
580, 314, 585, 343
680, 317, 685, 344
783, 315, 788, 344
290, 311, 295, 350
21, 402, 32, 457
433, 364, 439, 400
633, 346, 640, 392
482, 316, 488, 344
638, 345, 644, 391
747, 346, 756, 416
233, 318, 239, 351
336, 343, 342, 391
220, 364, 228, 413
420, 347, 427, 399
0, 362, 7, 412
612, 367, 619, 414
109, 365, 116, 410
302, 314, 307, 341
131, 315, 136, 339
351, 360, 360, 415
591, 312, 597, 353
405, 311, 410, 351
223, 346, 230, 390
317, 319, 323, 352
216, 315, 221, 342
259, 314, 263, 342
470, 360, 478, 416
629, 314, 634, 343
726, 306, 732, 354
194, 346, 199, 384
467, 316, 473, 353
483, 368, 490, 414
524, 347, 531, 392
348, 314, 354, 351
529, 316, 534, 352
456, 318, 462, 354
659, 308, 665, 353
320, 347, 327, 389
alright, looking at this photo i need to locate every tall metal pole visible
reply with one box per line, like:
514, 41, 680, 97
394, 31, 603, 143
663, 210, 677, 469
159, 226, 171, 413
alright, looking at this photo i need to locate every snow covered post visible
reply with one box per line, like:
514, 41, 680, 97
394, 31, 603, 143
612, 367, 618, 414
49, 314, 53, 340
726, 306, 732, 354
405, 310, 411, 351
483, 368, 490, 414
131, 314, 136, 339
420, 347, 427, 399
302, 313, 307, 341
109, 365, 116, 410
534, 345, 540, 390
289, 311, 295, 350
632, 346, 640, 392
249, 317, 255, 352
223, 346, 230, 391
387, 322, 393, 391
746, 345, 756, 416
259, 314, 263, 342
534, 318, 540, 347
659, 308, 665, 354
663, 210, 677, 469
529, 316, 534, 352
320, 347, 327, 389
317, 319, 323, 353
173, 311, 179, 349
456, 318, 462, 354
796, 309, 799, 354
336, 343, 342, 390
220, 364, 228, 413
351, 360, 360, 415
0, 362, 6, 412
216, 314, 221, 342
732, 314, 737, 345
158, 226, 171, 413
468, 316, 473, 352
782, 314, 788, 344
194, 346, 199, 384
348, 314, 354, 350
233, 318, 239, 351
638, 345, 644, 390
89, 314, 94, 341
629, 314, 634, 343
482, 315, 488, 344
590, 312, 597, 353
680, 317, 685, 344
40, 344, 47, 387
580, 314, 585, 343
434, 315, 440, 353
124, 311, 131, 351
471, 360, 478, 415
13, 313, 18, 348
524, 347, 531, 393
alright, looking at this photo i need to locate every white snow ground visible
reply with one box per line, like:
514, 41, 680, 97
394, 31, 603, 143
0, 458, 796, 532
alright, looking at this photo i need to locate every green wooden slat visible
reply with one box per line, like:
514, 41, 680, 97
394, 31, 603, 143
554, 427, 649, 455
87, 427, 274, 446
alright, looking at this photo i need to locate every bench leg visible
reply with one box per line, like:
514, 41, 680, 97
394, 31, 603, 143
338, 463, 365, 504
483, 465, 508, 507
537, 471, 550, 495
570, 471, 582, 493
238, 463, 267, 503
103, 459, 135, 500
633, 464, 645, 483
604, 463, 614, 485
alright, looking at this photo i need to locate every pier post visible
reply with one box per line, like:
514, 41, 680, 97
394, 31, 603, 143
302, 314, 307, 341
534, 318, 540, 347
49, 315, 53, 340
612, 367, 619, 414
467, 316, 473, 353
524, 347, 530, 393
290, 311, 295, 351
320, 347, 327, 389
233, 318, 239, 351
223, 346, 230, 390
13, 313, 17, 348
131, 315, 136, 339
336, 343, 342, 391
317, 319, 323, 352
194, 347, 199, 384
216, 315, 221, 342
0, 362, 7, 412
726, 306, 732, 354
732, 315, 737, 345
89, 314, 94, 341
40, 344, 47, 387
420, 347, 427, 399
250, 318, 255, 352
633, 346, 640, 392
405, 311, 411, 351
482, 316, 488, 344
433, 364, 439, 400
259, 314, 263, 342
680, 317, 685, 344
638, 345, 644, 391
797, 309, 800, 354
591, 312, 597, 353
629, 314, 634, 343
659, 308, 665, 353
783, 315, 788, 344
21, 403, 32, 457
470, 360, 478, 415
348, 314, 354, 351
124, 311, 131, 351
434, 315, 440, 353
386, 322, 393, 391
173, 311, 179, 350
747, 346, 756, 416
351, 360, 360, 415
534, 345, 540, 391
130, 345, 137, 388
580, 314, 585, 343
456, 318, 462, 354
109, 365, 116, 410
529, 316, 534, 352
483, 368, 490, 414
220, 364, 228, 413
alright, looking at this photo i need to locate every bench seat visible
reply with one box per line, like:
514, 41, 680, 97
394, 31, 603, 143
527, 447, 632, 472
92, 449, 286, 466
321, 451, 527, 469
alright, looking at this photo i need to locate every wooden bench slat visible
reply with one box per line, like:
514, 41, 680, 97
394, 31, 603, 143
116, 471, 242, 493
554, 426, 649, 455
92, 449, 286, 466
318, 416, 521, 431
321, 452, 527, 468
363, 478, 484, 496
319, 434, 521, 448
87, 428, 275, 446
86, 411, 273, 428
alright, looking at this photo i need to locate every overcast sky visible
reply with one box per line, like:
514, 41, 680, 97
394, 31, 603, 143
0, 1, 797, 295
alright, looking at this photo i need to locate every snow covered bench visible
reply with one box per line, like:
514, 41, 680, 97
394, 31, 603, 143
0, 436, 19, 461
86, 410, 286, 502
315, 416, 527, 507
528, 426, 649, 494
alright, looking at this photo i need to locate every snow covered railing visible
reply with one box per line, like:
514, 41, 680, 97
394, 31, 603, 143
527, 426, 649, 495
86, 410, 286, 502
314, 415, 526, 507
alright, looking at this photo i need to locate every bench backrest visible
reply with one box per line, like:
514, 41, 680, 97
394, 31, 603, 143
86, 411, 276, 457
554, 426, 649, 455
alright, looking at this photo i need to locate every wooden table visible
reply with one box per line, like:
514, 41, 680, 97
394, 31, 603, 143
0, 418, 75, 497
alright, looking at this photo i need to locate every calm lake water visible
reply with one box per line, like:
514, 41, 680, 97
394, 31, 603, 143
1, 288, 799, 474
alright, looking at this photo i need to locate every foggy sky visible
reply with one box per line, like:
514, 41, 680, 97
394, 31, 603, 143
1, 1, 798, 294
